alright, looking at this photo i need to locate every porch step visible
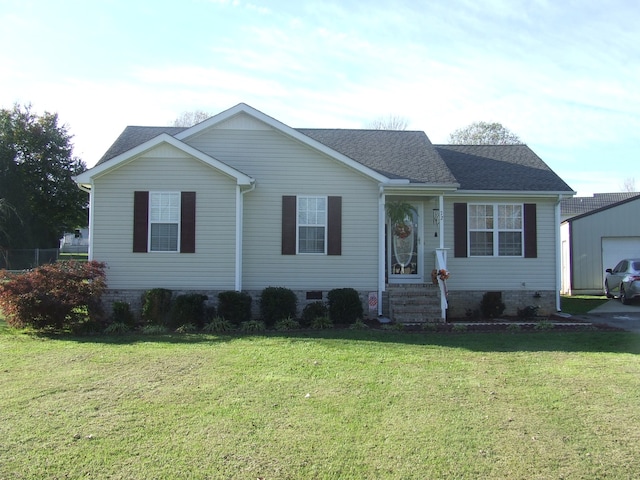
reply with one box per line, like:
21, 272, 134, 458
387, 283, 443, 324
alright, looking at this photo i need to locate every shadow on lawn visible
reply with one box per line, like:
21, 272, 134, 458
38, 327, 640, 354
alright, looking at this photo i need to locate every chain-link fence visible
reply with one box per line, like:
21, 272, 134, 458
0, 249, 60, 271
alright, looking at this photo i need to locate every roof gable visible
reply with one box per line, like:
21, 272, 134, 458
75, 133, 254, 188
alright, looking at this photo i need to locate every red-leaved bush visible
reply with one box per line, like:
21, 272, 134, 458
0, 261, 107, 331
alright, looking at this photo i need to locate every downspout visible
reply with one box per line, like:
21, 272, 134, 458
378, 185, 386, 316
235, 181, 256, 291
555, 196, 562, 312
77, 182, 94, 260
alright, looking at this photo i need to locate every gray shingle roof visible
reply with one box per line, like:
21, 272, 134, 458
561, 192, 640, 217
434, 144, 574, 192
95, 126, 573, 193
296, 129, 457, 184
97, 126, 186, 165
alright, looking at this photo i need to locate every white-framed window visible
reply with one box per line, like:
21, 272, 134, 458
297, 196, 327, 254
149, 192, 180, 252
469, 203, 523, 257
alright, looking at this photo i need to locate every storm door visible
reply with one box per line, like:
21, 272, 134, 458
388, 203, 423, 283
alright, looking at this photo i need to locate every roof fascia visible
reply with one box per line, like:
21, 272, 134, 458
446, 190, 575, 199
74, 133, 254, 187
175, 103, 391, 184
381, 183, 460, 195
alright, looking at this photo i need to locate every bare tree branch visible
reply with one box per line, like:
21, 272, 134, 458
367, 115, 410, 130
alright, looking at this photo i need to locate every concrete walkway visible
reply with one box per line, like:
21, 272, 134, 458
570, 299, 640, 333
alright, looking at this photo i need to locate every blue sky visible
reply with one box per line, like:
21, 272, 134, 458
1, 0, 638, 196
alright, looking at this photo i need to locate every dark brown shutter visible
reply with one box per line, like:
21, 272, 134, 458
180, 192, 196, 253
453, 203, 467, 258
133, 191, 149, 253
524, 203, 537, 258
327, 196, 342, 255
282, 195, 296, 255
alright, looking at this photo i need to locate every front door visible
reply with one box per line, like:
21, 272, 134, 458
388, 203, 423, 283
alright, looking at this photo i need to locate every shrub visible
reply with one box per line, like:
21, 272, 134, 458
535, 320, 554, 331
111, 301, 135, 327
311, 315, 333, 329
517, 305, 539, 320
240, 320, 266, 333
169, 294, 208, 329
104, 322, 130, 334
142, 325, 169, 335
0, 261, 106, 331
260, 287, 297, 327
217, 291, 252, 326
202, 316, 234, 333
349, 319, 369, 330
141, 288, 173, 325
480, 291, 505, 319
175, 323, 197, 333
301, 301, 328, 327
327, 288, 363, 324
274, 316, 300, 331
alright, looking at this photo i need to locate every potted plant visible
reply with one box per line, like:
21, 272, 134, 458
385, 201, 417, 239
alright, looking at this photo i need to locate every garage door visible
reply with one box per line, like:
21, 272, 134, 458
602, 237, 640, 273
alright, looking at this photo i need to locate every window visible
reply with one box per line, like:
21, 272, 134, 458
133, 191, 196, 253
282, 195, 341, 256
298, 196, 327, 254
469, 203, 523, 257
150, 192, 180, 251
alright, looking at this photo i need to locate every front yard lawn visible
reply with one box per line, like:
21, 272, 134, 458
1, 325, 639, 479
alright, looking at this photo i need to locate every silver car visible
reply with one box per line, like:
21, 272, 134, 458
605, 258, 640, 305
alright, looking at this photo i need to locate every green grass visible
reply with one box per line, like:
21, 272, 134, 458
1, 325, 640, 479
561, 294, 609, 315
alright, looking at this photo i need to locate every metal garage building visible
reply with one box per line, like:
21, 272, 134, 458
561, 194, 640, 295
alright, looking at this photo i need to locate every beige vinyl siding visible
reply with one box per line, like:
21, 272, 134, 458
444, 196, 558, 291
187, 127, 380, 291
91, 144, 238, 290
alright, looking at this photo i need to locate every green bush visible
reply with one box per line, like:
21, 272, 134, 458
274, 316, 301, 331
217, 291, 252, 326
111, 301, 135, 327
141, 288, 173, 325
202, 316, 234, 333
141, 325, 169, 335
104, 322, 130, 334
480, 291, 505, 319
311, 315, 333, 329
301, 301, 328, 327
240, 320, 266, 333
175, 323, 197, 333
0, 261, 106, 332
260, 287, 297, 327
327, 288, 363, 325
169, 294, 208, 329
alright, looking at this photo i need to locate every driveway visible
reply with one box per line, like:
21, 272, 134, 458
580, 300, 640, 333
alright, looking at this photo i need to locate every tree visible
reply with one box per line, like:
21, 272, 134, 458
0, 104, 87, 249
367, 115, 409, 130
172, 110, 211, 127
448, 121, 523, 145
621, 177, 637, 192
